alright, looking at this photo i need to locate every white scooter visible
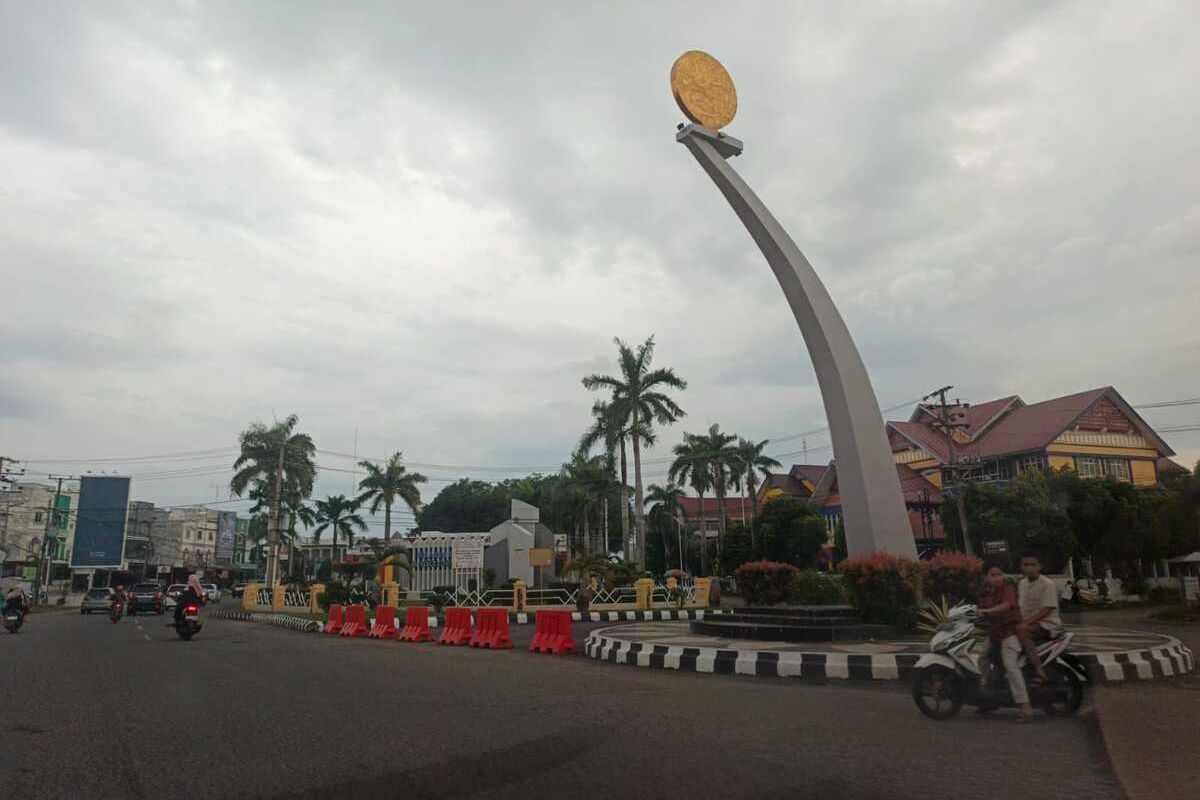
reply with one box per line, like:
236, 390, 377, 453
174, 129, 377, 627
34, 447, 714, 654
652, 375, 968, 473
911, 604, 1086, 720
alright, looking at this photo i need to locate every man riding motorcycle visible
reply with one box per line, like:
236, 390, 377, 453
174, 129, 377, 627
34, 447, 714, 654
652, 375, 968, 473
111, 584, 128, 615
977, 563, 1036, 721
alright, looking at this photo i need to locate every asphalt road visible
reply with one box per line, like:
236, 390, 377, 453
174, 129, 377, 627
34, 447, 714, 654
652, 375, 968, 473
1, 611, 1124, 800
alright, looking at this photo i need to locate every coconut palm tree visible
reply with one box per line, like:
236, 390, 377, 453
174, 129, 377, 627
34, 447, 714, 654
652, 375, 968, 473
734, 437, 781, 543
669, 435, 714, 575
582, 336, 686, 569
312, 494, 367, 563
356, 452, 427, 543
230, 414, 316, 585
645, 482, 686, 572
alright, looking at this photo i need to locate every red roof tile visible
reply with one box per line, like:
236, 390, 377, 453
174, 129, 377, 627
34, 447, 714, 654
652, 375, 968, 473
759, 473, 808, 496
788, 464, 830, 486
676, 496, 754, 518
887, 421, 952, 462
895, 464, 942, 504
964, 387, 1110, 459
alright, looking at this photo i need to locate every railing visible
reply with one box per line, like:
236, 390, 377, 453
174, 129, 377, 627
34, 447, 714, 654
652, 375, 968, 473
255, 588, 271, 606
284, 590, 310, 607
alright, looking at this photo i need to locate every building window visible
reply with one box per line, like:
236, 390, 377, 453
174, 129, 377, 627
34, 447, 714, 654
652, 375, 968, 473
1075, 456, 1102, 478
1015, 454, 1046, 474
34, 511, 44, 523
1103, 458, 1130, 481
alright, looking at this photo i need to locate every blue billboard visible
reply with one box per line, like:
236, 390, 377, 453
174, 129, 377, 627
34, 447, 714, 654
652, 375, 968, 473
70, 476, 131, 568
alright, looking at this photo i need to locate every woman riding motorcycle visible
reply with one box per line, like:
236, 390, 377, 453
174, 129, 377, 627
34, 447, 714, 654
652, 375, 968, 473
173, 574, 206, 625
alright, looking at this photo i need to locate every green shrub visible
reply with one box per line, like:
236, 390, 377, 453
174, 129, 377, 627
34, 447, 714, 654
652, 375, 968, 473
790, 570, 846, 605
1147, 585, 1182, 605
735, 560, 800, 605
317, 581, 349, 611
922, 552, 982, 603
838, 552, 922, 627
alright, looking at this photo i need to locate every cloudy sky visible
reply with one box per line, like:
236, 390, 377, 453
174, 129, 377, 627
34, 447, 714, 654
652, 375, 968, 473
2, 1, 1198, 531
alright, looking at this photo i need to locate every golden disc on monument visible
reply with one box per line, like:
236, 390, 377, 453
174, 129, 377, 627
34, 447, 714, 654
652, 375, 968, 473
670, 50, 737, 130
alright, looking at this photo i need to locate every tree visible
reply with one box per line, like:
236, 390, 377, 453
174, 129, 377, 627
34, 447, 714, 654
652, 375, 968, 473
669, 435, 714, 575
579, 399, 655, 559
583, 335, 687, 570
752, 495, 828, 567
357, 452, 427, 543
312, 495, 367, 561
733, 437, 781, 534
562, 451, 618, 554
646, 483, 686, 573
230, 414, 316, 585
695, 424, 740, 565
416, 479, 510, 532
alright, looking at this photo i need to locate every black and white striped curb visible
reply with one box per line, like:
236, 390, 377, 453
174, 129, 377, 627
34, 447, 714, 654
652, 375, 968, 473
212, 609, 320, 633
213, 607, 724, 634
584, 628, 1195, 683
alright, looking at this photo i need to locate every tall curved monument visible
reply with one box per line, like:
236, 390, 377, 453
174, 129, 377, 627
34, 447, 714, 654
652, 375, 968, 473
671, 51, 915, 557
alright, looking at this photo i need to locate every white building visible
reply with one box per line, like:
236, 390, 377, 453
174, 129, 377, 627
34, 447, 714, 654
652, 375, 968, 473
167, 506, 218, 569
0, 481, 79, 590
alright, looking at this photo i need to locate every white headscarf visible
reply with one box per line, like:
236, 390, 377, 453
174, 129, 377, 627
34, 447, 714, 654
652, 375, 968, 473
187, 574, 205, 599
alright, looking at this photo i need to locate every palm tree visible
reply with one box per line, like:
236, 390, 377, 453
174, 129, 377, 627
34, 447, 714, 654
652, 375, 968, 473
690, 424, 739, 567
646, 482, 686, 572
669, 435, 714, 575
579, 399, 656, 557
357, 452, 427, 543
312, 494, 367, 564
230, 414, 316, 585
562, 451, 617, 554
734, 437, 781, 544
582, 336, 687, 569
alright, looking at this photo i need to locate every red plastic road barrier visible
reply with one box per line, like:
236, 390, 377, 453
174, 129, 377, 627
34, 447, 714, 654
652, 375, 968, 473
323, 604, 344, 635
530, 609, 575, 654
438, 607, 472, 646
397, 606, 432, 642
368, 606, 397, 639
470, 608, 513, 649
339, 604, 368, 637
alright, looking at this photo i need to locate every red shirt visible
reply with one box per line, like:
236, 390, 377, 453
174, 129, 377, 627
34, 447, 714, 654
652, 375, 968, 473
979, 583, 1020, 641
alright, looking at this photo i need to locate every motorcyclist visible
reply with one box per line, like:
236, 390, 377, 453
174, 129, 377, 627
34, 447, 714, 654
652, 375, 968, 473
173, 574, 206, 625
977, 563, 1036, 722
111, 584, 128, 615
4, 586, 29, 620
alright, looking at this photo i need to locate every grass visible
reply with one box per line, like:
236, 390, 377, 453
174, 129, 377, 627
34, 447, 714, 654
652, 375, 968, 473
27, 603, 78, 615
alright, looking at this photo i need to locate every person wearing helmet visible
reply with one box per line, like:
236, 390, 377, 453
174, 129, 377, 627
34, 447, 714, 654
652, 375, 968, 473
111, 584, 128, 616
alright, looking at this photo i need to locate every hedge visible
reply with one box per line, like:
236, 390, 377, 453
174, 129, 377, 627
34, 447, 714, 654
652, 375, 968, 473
838, 553, 923, 627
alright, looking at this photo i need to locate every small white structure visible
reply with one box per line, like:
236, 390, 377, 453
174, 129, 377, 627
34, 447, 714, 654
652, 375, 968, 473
404, 531, 487, 592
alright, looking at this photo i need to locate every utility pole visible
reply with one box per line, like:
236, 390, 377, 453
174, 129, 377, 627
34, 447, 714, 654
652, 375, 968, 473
268, 435, 286, 587
36, 475, 66, 606
923, 386, 975, 556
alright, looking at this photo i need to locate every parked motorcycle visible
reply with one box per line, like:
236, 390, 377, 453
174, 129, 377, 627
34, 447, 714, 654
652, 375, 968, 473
3, 608, 22, 634
174, 602, 202, 641
110, 600, 124, 624
911, 604, 1086, 719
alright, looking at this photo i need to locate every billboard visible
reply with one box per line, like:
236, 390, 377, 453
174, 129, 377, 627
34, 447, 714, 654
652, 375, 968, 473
70, 476, 131, 568
215, 511, 236, 564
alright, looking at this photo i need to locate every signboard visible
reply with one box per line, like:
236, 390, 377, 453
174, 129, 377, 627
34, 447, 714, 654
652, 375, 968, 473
452, 538, 484, 570
70, 476, 131, 568
54, 493, 71, 530
553, 534, 568, 554
414, 546, 452, 569
215, 511, 236, 564
528, 547, 553, 567
982, 539, 1009, 556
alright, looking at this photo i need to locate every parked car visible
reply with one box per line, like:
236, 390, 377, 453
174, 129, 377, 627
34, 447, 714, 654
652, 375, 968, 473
129, 583, 165, 615
230, 583, 247, 599
80, 587, 114, 614
203, 583, 221, 603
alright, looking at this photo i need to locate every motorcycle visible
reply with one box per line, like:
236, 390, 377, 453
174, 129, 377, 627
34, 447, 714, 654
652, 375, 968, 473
110, 600, 125, 624
174, 602, 202, 641
3, 607, 23, 634
911, 604, 1087, 720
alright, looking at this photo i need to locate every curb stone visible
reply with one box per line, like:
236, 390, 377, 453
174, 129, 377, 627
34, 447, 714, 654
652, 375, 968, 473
584, 628, 1195, 683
